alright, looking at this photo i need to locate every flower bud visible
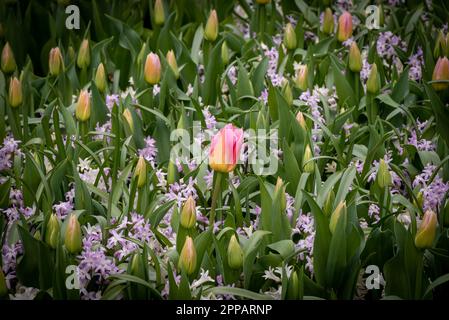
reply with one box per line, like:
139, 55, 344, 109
221, 41, 230, 65
257, 110, 266, 129
0, 269, 7, 298
134, 156, 147, 188
77, 39, 90, 69
434, 30, 446, 59
337, 11, 353, 42
274, 177, 287, 213
65, 214, 82, 254
287, 271, 299, 299
227, 234, 243, 269
68, 46, 75, 61
413, 191, 424, 210
95, 63, 107, 93
281, 80, 293, 106
49, 47, 64, 76
178, 236, 197, 275
154, 0, 165, 26
166, 50, 179, 79
302, 145, 314, 173
323, 189, 335, 217
45, 214, 60, 249
283, 23, 297, 50
123, 109, 134, 132
180, 196, 196, 229
296, 111, 307, 130
415, 210, 437, 249
376, 159, 391, 189
329, 201, 347, 234
8, 77, 22, 108
432, 57, 449, 91
144, 52, 161, 85
366, 63, 380, 94
75, 90, 91, 122
167, 159, 177, 185
349, 42, 362, 72
1, 42, 16, 74
204, 10, 218, 42
322, 8, 334, 35
295, 64, 309, 91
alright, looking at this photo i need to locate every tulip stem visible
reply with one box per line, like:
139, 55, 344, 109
209, 172, 223, 231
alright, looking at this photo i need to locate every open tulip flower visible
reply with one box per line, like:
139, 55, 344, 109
0, 0, 449, 304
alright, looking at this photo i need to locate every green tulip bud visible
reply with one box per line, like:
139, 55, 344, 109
167, 159, 177, 185
45, 214, 60, 249
123, 109, 134, 133
178, 236, 197, 275
434, 30, 446, 59
349, 42, 362, 72
366, 63, 380, 94
134, 156, 147, 188
322, 8, 334, 35
274, 177, 287, 213
281, 80, 293, 106
77, 39, 90, 69
221, 41, 230, 65
323, 189, 335, 217
95, 63, 107, 93
8, 77, 22, 108
376, 159, 391, 189
283, 23, 297, 50
415, 210, 437, 249
287, 271, 299, 299
166, 50, 180, 79
256, 109, 267, 130
329, 201, 347, 234
295, 64, 309, 91
227, 234, 243, 269
154, 0, 165, 26
204, 10, 218, 42
65, 214, 82, 254
180, 196, 196, 229
303, 145, 314, 173
1, 42, 16, 74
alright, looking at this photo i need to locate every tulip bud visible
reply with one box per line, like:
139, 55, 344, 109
166, 50, 179, 79
45, 214, 60, 249
296, 111, 307, 130
349, 42, 362, 72
287, 271, 299, 299
130, 253, 144, 277
376, 159, 391, 189
255, 0, 271, 4
0, 269, 7, 298
77, 39, 90, 69
68, 46, 75, 61
366, 63, 380, 94
144, 52, 161, 85
75, 90, 91, 122
49, 47, 64, 76
413, 191, 424, 210
274, 177, 287, 212
65, 214, 82, 254
415, 210, 437, 249
154, 0, 165, 26
337, 11, 353, 42
281, 80, 293, 106
303, 145, 314, 173
1, 42, 16, 74
323, 189, 335, 217
204, 10, 218, 42
434, 30, 446, 59
329, 201, 347, 234
322, 8, 334, 35
178, 236, 197, 275
167, 159, 177, 185
227, 234, 243, 269
8, 77, 22, 108
432, 57, 449, 91
283, 23, 297, 50
134, 156, 147, 188
95, 63, 107, 93
123, 109, 134, 132
221, 41, 230, 65
295, 64, 309, 91
137, 43, 147, 67
180, 196, 196, 229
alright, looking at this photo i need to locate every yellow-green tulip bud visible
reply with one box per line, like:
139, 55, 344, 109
178, 236, 197, 275
415, 210, 437, 249
204, 10, 218, 42
65, 214, 82, 254
366, 63, 380, 94
295, 64, 309, 91
296, 111, 307, 130
337, 11, 353, 42
274, 177, 287, 213
166, 50, 179, 79
144, 52, 161, 85
227, 234, 243, 269
287, 271, 299, 299
68, 46, 75, 61
8, 77, 22, 108
95, 63, 107, 93
303, 144, 314, 173
75, 90, 91, 122
134, 156, 147, 188
154, 0, 165, 26
221, 41, 230, 65
0, 269, 7, 298
283, 23, 297, 50
434, 30, 445, 59
167, 159, 177, 185
180, 196, 196, 229
329, 201, 347, 234
257, 110, 267, 129
432, 57, 449, 91
349, 42, 362, 72
322, 8, 334, 35
376, 159, 391, 189
1, 42, 16, 74
45, 214, 60, 249
49, 47, 64, 76
123, 109, 134, 132
281, 80, 293, 106
77, 39, 90, 69
323, 189, 335, 217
